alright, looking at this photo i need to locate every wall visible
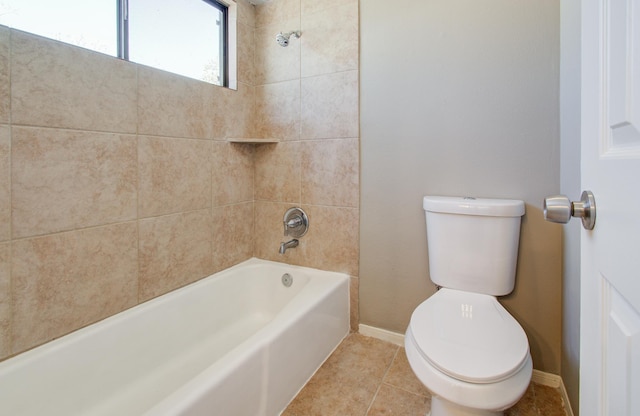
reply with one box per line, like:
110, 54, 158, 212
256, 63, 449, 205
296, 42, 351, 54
0, 0, 565, 381
560, 0, 581, 411
0, 21, 253, 357
0, 0, 361, 361
251, 0, 360, 329
0, 0, 258, 360
360, 0, 563, 374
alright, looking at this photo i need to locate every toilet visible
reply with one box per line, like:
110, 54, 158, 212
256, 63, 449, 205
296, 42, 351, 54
405, 196, 532, 416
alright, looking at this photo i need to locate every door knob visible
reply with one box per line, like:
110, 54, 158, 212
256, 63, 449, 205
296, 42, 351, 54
543, 190, 596, 230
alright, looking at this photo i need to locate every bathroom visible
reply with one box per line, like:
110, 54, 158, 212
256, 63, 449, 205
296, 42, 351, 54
0, 0, 581, 414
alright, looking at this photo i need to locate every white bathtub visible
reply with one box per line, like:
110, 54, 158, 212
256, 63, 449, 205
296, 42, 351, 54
0, 258, 350, 415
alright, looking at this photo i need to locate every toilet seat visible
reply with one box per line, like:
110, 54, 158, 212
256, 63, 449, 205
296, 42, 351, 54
409, 288, 529, 384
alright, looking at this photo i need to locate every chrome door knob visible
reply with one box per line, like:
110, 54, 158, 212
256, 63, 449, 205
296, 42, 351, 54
543, 190, 596, 230
543, 195, 572, 224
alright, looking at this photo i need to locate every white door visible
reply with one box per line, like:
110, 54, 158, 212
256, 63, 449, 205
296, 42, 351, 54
580, 0, 640, 414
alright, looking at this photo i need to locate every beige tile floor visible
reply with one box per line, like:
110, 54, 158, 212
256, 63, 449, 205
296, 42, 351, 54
284, 333, 569, 416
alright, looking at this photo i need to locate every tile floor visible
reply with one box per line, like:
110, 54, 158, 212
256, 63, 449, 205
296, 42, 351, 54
284, 333, 569, 416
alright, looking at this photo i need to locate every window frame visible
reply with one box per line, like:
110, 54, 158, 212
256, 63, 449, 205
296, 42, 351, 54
117, 0, 229, 87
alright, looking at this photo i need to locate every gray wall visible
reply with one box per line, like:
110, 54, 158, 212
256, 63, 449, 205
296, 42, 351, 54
560, 0, 581, 412
360, 0, 563, 374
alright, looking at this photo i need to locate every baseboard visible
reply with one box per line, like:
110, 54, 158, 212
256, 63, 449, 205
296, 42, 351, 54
531, 369, 561, 387
358, 324, 404, 346
532, 370, 575, 416
360, 325, 575, 416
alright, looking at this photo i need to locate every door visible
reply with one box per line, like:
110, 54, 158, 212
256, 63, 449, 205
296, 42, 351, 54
580, 0, 640, 414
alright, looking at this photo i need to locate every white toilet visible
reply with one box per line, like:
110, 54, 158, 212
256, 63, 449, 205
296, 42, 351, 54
405, 196, 533, 416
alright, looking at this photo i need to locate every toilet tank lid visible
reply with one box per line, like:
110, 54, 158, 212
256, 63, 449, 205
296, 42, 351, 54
423, 196, 525, 217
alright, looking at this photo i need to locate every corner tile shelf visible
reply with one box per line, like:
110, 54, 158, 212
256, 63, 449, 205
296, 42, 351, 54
227, 138, 280, 144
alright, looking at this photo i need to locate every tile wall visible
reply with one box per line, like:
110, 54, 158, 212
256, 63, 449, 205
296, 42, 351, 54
0, 0, 360, 361
252, 0, 360, 329
0, 6, 260, 355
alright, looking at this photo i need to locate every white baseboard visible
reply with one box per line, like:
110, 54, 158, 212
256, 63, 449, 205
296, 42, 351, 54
360, 325, 575, 416
358, 324, 405, 346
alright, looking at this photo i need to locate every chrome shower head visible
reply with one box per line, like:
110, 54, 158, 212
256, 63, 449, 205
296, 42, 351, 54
276, 31, 301, 47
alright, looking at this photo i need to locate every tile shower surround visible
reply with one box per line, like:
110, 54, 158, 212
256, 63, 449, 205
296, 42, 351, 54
0, 0, 360, 360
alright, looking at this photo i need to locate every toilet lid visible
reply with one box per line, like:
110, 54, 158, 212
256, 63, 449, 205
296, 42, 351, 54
409, 288, 530, 384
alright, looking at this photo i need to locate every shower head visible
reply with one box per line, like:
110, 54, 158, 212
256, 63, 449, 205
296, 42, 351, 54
276, 31, 301, 47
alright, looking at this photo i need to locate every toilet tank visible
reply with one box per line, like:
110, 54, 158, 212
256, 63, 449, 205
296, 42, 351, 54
423, 196, 525, 296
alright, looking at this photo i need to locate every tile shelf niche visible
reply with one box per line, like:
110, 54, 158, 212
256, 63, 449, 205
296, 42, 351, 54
227, 138, 280, 144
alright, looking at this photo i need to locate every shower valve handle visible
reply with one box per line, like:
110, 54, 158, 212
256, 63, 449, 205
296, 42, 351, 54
285, 216, 303, 229
282, 207, 309, 238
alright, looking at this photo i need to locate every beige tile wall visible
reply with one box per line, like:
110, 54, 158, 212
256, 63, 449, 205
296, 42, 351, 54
0, 0, 361, 360
253, 0, 360, 330
0, 243, 9, 358
0, 125, 9, 241
0, 27, 9, 125
12, 127, 138, 238
12, 223, 139, 352
0, 0, 259, 360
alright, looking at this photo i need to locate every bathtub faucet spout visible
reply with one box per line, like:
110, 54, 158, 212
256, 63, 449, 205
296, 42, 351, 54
279, 239, 299, 254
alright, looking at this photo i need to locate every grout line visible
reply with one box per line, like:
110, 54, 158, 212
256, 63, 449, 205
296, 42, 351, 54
382, 382, 430, 399
134, 64, 140, 304
364, 345, 400, 415
135, 131, 140, 304
7, 27, 14, 357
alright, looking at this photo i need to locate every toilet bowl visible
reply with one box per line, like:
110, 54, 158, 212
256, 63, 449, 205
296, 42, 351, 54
405, 288, 532, 415
406, 196, 532, 416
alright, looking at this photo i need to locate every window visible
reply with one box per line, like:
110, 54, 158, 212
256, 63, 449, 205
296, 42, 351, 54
0, 0, 235, 88
0, 0, 118, 56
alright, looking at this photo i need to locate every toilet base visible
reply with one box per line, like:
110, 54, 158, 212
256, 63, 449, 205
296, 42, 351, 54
430, 396, 502, 416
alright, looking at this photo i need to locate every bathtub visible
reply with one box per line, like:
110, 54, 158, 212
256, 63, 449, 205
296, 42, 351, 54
0, 258, 350, 415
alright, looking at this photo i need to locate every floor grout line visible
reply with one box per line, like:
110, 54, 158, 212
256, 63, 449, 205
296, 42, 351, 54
380, 381, 431, 399
364, 345, 400, 415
